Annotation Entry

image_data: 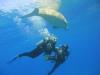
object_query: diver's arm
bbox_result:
[45,47,58,61]
[45,55,57,61]
[64,50,69,60]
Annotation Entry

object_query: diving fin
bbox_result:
[7,56,19,64]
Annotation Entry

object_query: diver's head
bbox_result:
[49,34,57,44]
[61,44,69,50]
[60,44,69,57]
[44,34,57,44]
[50,37,57,43]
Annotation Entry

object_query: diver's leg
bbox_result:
[29,47,44,58]
[48,62,61,75]
[7,52,32,64]
[8,47,44,64]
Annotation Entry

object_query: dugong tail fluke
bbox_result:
[23,8,39,17]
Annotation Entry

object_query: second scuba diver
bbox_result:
[47,44,69,75]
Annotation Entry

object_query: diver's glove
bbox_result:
[44,55,50,61]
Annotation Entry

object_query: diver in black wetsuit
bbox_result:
[47,44,69,75]
[7,35,69,75]
[8,35,57,64]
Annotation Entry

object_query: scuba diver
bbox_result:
[8,35,57,64]
[7,35,69,75]
[47,44,69,75]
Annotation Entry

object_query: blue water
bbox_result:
[0,0,100,75]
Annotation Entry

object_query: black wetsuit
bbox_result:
[8,38,56,64]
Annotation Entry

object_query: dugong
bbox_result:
[24,7,68,29]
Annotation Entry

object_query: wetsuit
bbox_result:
[48,45,69,75]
